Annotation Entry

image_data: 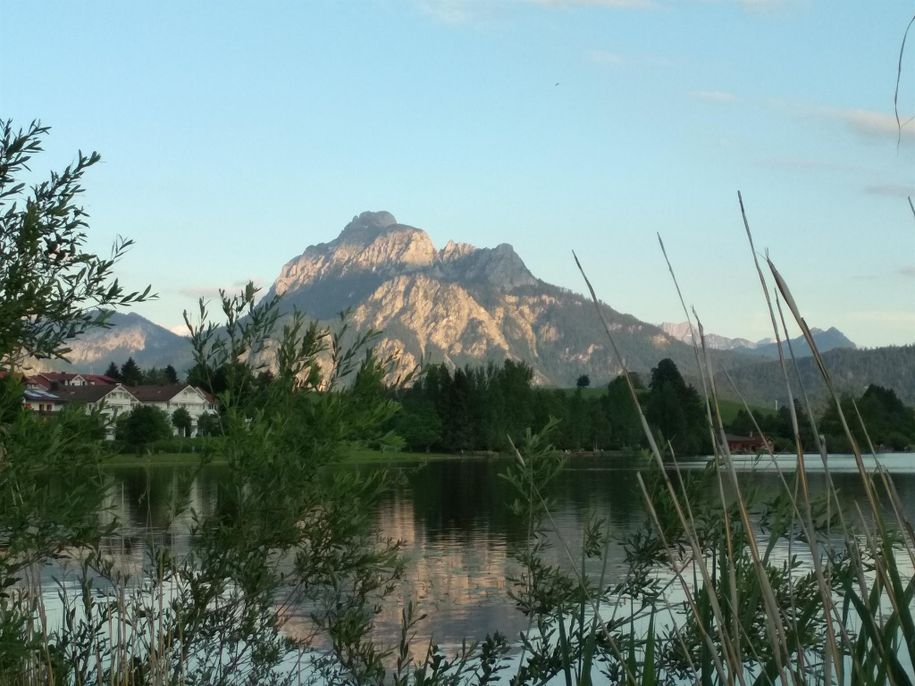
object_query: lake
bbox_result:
[49,451,915,653]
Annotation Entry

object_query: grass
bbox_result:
[715,396,775,425]
[101,448,472,468]
[100,451,228,468]
[341,448,471,464]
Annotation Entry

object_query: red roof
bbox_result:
[27,372,117,388]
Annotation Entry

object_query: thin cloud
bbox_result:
[737,0,789,11]
[178,286,223,299]
[898,266,915,278]
[846,309,915,326]
[821,107,915,142]
[529,0,656,7]
[758,155,872,175]
[865,184,915,198]
[412,0,488,22]
[415,0,788,21]
[691,89,738,104]
[178,278,265,301]
[586,48,673,68]
[587,49,626,66]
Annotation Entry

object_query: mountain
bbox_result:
[747,327,856,359]
[661,322,856,359]
[263,211,755,384]
[660,322,756,351]
[716,345,915,407]
[44,211,909,403]
[38,312,193,374]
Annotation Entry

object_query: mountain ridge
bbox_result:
[42,211,911,404]
[660,322,857,359]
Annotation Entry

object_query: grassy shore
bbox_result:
[100,447,646,468]
[100,448,474,468]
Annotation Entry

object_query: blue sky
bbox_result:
[2,0,914,347]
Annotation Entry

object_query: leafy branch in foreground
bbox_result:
[0,120,152,368]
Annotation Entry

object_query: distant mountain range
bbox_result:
[37,210,913,405]
[660,322,857,359]
[53,312,193,374]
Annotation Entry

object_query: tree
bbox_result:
[603,375,645,450]
[117,405,173,448]
[196,412,221,437]
[393,395,442,452]
[164,364,179,384]
[119,357,143,386]
[172,407,192,437]
[0,121,150,369]
[645,358,708,456]
[576,374,591,389]
[104,361,121,381]
[0,120,152,678]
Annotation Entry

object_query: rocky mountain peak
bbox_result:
[271,212,542,304]
[272,212,438,299]
[336,211,399,246]
[439,239,476,262]
[437,242,538,291]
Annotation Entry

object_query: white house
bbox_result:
[22,388,65,415]
[130,384,217,437]
[52,383,140,438]
[19,375,217,439]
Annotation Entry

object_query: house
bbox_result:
[52,383,140,438]
[18,372,217,439]
[130,384,217,437]
[22,388,65,415]
[725,432,770,454]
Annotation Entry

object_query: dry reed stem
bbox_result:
[737,191,850,680]
[574,252,750,685]
[695,315,792,685]
[895,14,915,149]
[657,235,749,669]
[636,473,731,685]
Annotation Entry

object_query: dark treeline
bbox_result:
[390,358,915,456]
[105,357,179,386]
[730,383,915,453]
[387,357,711,455]
[104,353,915,456]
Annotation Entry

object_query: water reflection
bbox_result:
[53,453,915,648]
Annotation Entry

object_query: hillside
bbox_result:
[716,345,915,407]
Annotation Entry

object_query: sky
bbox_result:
[2,0,914,347]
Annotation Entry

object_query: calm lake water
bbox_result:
[40,452,915,651]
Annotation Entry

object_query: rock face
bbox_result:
[261,211,746,385]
